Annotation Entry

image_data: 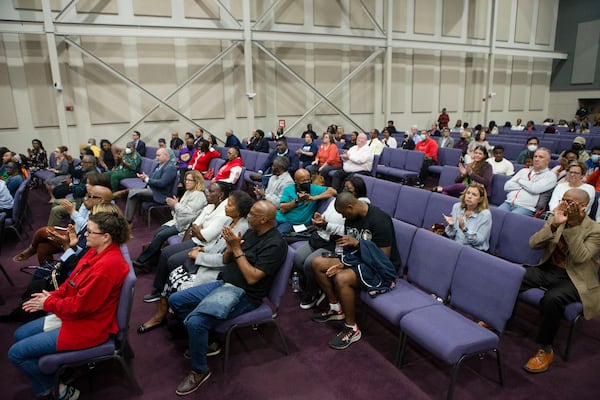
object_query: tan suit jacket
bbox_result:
[529,215,600,319]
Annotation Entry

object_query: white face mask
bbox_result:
[527,145,537,152]
[87,143,92,147]
[125,148,132,154]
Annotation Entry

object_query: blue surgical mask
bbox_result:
[592,154,599,163]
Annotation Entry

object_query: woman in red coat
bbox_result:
[213,147,243,184]
[8,209,131,399]
[188,140,220,175]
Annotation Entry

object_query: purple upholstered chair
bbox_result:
[489,174,511,207]
[38,261,143,395]
[0,212,15,286]
[140,174,179,227]
[398,246,525,400]
[488,206,507,256]
[119,157,158,190]
[393,185,431,227]
[422,192,457,229]
[4,177,31,241]
[214,249,295,372]
[495,212,544,265]
[368,178,402,216]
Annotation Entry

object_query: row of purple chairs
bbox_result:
[376,147,424,183]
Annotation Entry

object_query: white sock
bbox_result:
[345,323,358,331]
[329,303,341,312]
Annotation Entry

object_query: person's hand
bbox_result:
[166,196,178,207]
[187,246,203,260]
[296,148,303,155]
[336,235,358,248]
[458,163,466,175]
[311,160,318,166]
[222,226,243,253]
[59,199,75,215]
[22,291,51,313]
[191,223,202,239]
[443,213,454,226]
[137,172,148,181]
[296,192,310,202]
[457,215,466,231]
[311,212,326,227]
[250,172,262,182]
[326,262,344,277]
[66,224,78,248]
[253,186,265,198]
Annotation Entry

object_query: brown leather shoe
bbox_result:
[523,348,554,373]
[175,369,211,396]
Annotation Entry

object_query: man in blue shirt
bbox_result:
[224,129,242,148]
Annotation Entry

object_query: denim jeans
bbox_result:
[169,281,257,373]
[499,201,535,216]
[8,316,60,396]
[137,224,179,264]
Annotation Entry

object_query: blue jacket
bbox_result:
[148,162,178,203]
[341,240,398,297]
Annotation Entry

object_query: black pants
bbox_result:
[520,263,580,346]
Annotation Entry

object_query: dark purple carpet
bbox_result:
[0,187,599,399]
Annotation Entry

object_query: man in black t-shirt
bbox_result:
[169,200,287,396]
[311,192,400,350]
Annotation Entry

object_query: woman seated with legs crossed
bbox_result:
[433,145,493,199]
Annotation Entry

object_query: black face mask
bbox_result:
[572,144,582,151]
[296,182,311,194]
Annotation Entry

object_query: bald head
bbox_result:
[92,185,114,203]
[249,200,277,233]
[565,188,590,205]
[335,191,359,209]
[294,168,310,183]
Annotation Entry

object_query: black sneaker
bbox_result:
[300,292,325,310]
[57,385,80,400]
[143,291,160,303]
[175,369,211,396]
[312,308,345,323]
[183,342,221,359]
[328,326,362,350]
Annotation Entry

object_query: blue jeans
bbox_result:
[276,222,294,235]
[169,281,257,373]
[8,316,60,396]
[499,201,535,216]
[137,224,179,264]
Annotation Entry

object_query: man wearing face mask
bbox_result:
[560,136,590,164]
[79,138,101,159]
[516,136,540,165]
[585,146,600,176]
[104,142,141,192]
[275,168,336,234]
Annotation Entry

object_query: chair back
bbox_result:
[116,262,137,343]
[392,218,417,274]
[489,174,510,206]
[422,192,457,229]
[404,150,425,174]
[450,246,525,333]
[267,250,295,312]
[394,185,431,226]
[438,165,460,187]
[369,179,401,216]
[495,213,544,265]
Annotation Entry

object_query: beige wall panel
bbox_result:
[0,40,18,129]
[515,0,534,44]
[315,46,342,115]
[439,52,463,112]
[13,0,61,11]
[80,37,127,74]
[133,0,171,17]
[529,59,549,111]
[509,57,529,111]
[230,1,263,22]
[411,52,436,113]
[21,35,58,127]
[233,48,266,118]
[275,0,304,25]
[76,0,118,14]
[390,51,408,113]
[184,0,220,20]
[187,40,225,120]
[442,0,464,38]
[350,50,375,114]
[535,0,554,45]
[84,63,129,124]
[314,1,342,28]
[491,56,508,111]
[414,0,436,35]
[391,0,407,33]
[463,55,486,112]
[275,45,306,116]
[350,0,376,30]
[467,0,488,40]
[495,0,512,42]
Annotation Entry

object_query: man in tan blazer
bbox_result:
[522,188,600,373]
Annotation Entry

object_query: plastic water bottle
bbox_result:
[291,272,301,293]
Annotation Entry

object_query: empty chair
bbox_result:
[489,174,510,206]
[437,166,460,188]
[368,179,402,216]
[3,178,31,241]
[119,157,158,190]
[144,146,158,160]
[398,246,526,400]
[429,147,463,175]
[494,213,544,265]
[394,186,431,227]
[140,175,180,227]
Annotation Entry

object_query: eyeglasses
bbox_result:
[560,198,577,205]
[85,193,102,199]
[567,171,582,175]
[85,229,104,235]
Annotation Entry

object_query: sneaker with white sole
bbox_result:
[312,308,345,323]
[143,291,160,303]
[58,385,80,400]
[328,326,361,350]
[300,292,325,310]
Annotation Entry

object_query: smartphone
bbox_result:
[321,251,340,258]
[330,234,342,242]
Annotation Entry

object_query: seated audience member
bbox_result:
[551,150,579,184]
[168,200,287,395]
[560,136,590,164]
[302,123,318,140]
[585,145,600,176]
[44,146,72,203]
[170,131,184,150]
[51,154,98,201]
[8,209,131,400]
[307,132,342,185]
[26,139,48,173]
[451,119,463,133]
[578,121,590,134]
[224,129,242,148]
[383,120,397,134]
[334,126,346,143]
[253,156,294,209]
[132,171,207,271]
[516,136,539,165]
[98,139,116,172]
[443,183,492,251]
[296,133,319,167]
[158,138,177,165]
[104,142,141,192]
[467,130,492,160]
[177,134,197,181]
[188,140,220,176]
[193,128,205,147]
[382,128,397,148]
[400,131,416,150]
[429,123,441,137]
[487,145,514,176]
[137,190,253,334]
[511,118,525,130]
[245,129,269,153]
[525,120,536,131]
[3,161,24,196]
[295,176,369,310]
[548,162,595,214]
[143,181,233,303]
[79,138,101,159]
[123,148,178,224]
[521,188,600,373]
[275,168,336,234]
[488,120,499,135]
[415,129,439,184]
[331,132,374,192]
[0,179,14,214]
[453,129,469,158]
[132,130,147,157]
[13,185,113,264]
[433,145,492,198]
[368,129,384,156]
[251,138,299,185]
[213,147,243,184]
[437,127,454,148]
[409,125,422,144]
[311,192,400,350]
[343,131,358,150]
[499,148,557,216]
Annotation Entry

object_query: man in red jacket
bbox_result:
[415,129,438,185]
